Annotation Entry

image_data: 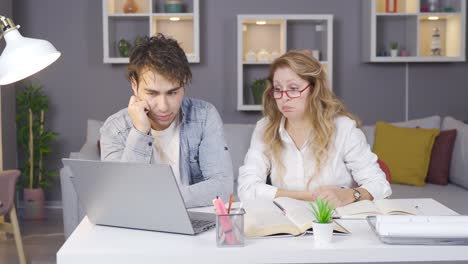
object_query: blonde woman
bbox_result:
[237,50,391,207]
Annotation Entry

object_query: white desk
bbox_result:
[57,199,468,264]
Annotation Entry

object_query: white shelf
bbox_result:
[103,0,200,64]
[362,0,466,62]
[152,13,194,17]
[104,57,130,63]
[238,105,263,111]
[242,61,272,65]
[237,14,333,111]
[109,13,150,17]
[370,56,465,62]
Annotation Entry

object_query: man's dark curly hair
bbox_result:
[126,33,192,88]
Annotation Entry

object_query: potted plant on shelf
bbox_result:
[310,198,334,244]
[390,42,399,57]
[16,83,58,220]
[251,78,267,105]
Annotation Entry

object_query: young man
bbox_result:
[100,34,233,208]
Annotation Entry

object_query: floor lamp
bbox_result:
[0,14,61,237]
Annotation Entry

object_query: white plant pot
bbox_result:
[312,221,333,245]
[390,49,398,57]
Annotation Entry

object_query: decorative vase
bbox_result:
[23,188,46,221]
[123,0,139,13]
[390,49,398,57]
[245,50,256,62]
[312,221,333,245]
[118,38,131,57]
[428,0,440,12]
[256,49,270,62]
[164,0,184,13]
[270,51,280,61]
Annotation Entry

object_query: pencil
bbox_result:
[227,194,233,214]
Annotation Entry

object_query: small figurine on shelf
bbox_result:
[428,0,440,12]
[123,0,139,13]
[118,38,131,57]
[390,42,398,57]
[431,27,442,56]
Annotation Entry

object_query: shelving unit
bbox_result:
[102,0,199,63]
[237,15,333,111]
[362,0,466,62]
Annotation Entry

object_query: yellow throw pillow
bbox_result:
[373,121,440,186]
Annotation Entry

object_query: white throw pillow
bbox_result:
[363,115,441,148]
[442,116,468,189]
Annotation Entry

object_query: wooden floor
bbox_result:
[0,208,64,264]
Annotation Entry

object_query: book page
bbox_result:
[335,200,382,218]
[275,197,315,231]
[276,197,351,234]
[243,199,301,237]
[374,199,419,215]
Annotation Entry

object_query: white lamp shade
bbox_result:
[0,29,61,85]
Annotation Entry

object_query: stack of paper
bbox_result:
[375,215,468,238]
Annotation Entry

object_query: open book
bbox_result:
[335,199,420,219]
[243,197,350,238]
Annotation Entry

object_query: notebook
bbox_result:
[243,197,350,238]
[62,158,215,235]
[335,199,420,219]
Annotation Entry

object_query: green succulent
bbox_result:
[310,198,334,224]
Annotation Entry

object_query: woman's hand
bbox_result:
[310,186,355,208]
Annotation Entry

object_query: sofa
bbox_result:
[60,116,468,239]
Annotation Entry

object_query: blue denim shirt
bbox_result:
[99,97,233,208]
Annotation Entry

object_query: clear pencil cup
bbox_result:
[215,208,245,247]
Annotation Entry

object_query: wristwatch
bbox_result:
[352,188,361,202]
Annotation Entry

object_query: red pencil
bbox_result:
[227,194,233,214]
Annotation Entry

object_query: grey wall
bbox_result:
[12,0,468,201]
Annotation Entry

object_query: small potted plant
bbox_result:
[251,78,267,105]
[310,198,334,244]
[390,42,399,57]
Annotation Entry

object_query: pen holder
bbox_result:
[215,208,245,247]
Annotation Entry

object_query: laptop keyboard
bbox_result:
[191,219,213,229]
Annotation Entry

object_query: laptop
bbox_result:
[62,158,216,235]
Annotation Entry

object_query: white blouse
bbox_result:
[237,116,392,201]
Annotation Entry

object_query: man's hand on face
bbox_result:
[128,95,151,134]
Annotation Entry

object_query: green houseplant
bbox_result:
[310,198,334,244]
[16,83,58,220]
[390,42,399,57]
[251,78,267,105]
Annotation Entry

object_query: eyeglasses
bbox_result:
[269,84,311,99]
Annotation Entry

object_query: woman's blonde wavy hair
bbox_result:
[262,50,360,189]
